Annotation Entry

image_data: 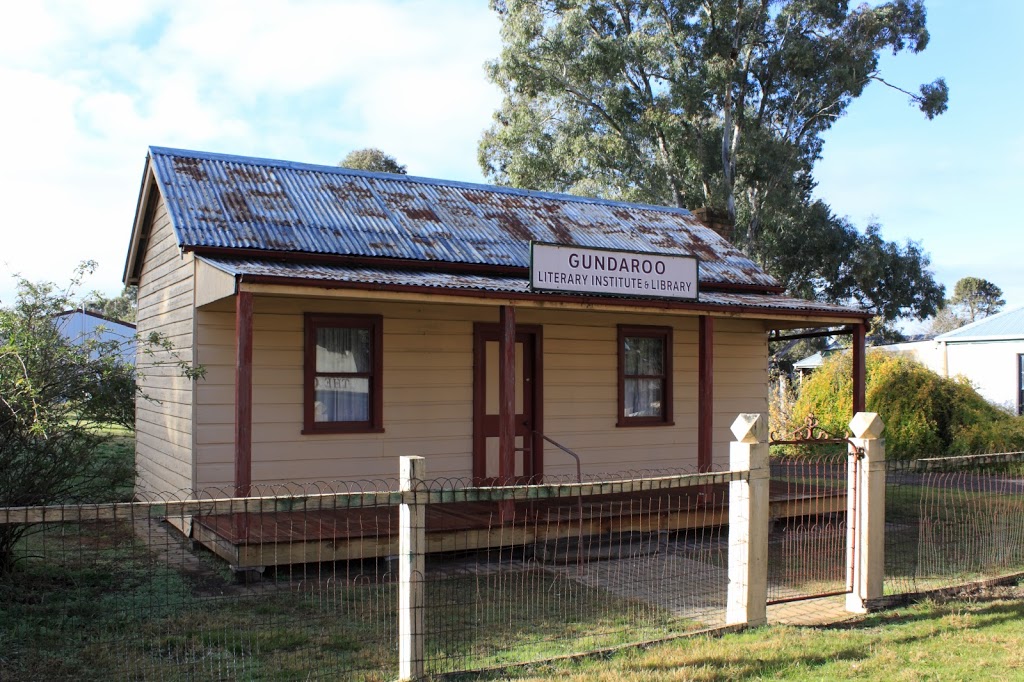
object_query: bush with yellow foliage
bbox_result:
[791,351,1024,459]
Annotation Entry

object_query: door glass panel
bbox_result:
[515,343,524,414]
[515,435,524,477]
[485,436,499,479]
[484,435,526,480]
[484,340,525,415]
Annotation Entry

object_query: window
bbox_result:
[304,314,383,433]
[618,325,673,426]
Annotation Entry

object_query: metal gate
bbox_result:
[767,415,861,605]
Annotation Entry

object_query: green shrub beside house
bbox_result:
[791,351,1024,458]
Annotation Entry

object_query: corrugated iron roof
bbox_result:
[934,306,1024,341]
[200,257,866,317]
[148,146,778,289]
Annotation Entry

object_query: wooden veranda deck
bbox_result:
[190,481,845,570]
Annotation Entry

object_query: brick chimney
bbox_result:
[692,207,735,243]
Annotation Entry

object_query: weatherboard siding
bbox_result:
[135,195,195,494]
[193,297,477,490]
[944,340,1024,413]
[192,295,768,490]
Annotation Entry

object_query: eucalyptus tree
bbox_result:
[480,0,948,322]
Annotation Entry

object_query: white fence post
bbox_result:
[846,412,886,614]
[399,456,426,681]
[727,413,769,627]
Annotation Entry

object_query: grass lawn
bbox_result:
[0,516,698,681]
[470,595,1024,681]
[8,437,1024,680]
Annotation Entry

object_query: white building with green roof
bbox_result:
[933,306,1024,415]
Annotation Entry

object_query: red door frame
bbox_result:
[472,323,544,484]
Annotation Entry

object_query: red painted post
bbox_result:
[698,315,714,474]
[853,322,866,416]
[234,290,254,498]
[498,305,516,521]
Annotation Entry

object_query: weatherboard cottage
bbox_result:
[123,147,870,497]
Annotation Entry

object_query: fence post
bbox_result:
[846,412,886,614]
[727,413,769,627]
[399,456,426,681]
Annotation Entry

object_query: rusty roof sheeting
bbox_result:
[201,257,867,317]
[149,147,777,288]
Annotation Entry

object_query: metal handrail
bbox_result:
[534,430,585,571]
[534,430,583,484]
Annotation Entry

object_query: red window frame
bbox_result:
[617,325,674,427]
[303,313,384,434]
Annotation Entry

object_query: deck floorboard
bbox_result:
[192,481,841,565]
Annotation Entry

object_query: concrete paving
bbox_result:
[768,595,855,626]
[542,537,857,629]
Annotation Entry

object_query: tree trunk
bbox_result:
[722,86,737,224]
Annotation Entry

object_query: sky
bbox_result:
[0,0,1020,327]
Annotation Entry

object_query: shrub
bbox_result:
[0,265,201,573]
[791,350,1024,459]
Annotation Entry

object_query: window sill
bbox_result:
[616,420,675,428]
[301,426,386,435]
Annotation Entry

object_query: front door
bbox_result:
[472,324,543,484]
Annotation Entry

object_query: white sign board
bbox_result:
[530,242,699,301]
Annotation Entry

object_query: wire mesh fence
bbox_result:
[0,485,401,681]
[416,472,733,676]
[767,451,851,610]
[0,469,744,681]
[885,452,1024,599]
[26,446,1024,678]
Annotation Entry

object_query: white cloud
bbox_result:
[0,0,1020,320]
[148,0,475,96]
[0,4,71,65]
[0,0,503,304]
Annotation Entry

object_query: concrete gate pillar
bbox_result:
[846,412,886,613]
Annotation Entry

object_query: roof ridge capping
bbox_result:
[140,145,791,293]
[147,145,696,216]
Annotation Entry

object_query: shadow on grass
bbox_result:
[1,521,713,682]
[458,595,1024,681]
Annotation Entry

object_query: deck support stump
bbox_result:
[727,413,768,627]
[399,456,426,681]
[846,412,886,614]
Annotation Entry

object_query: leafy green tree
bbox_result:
[948,277,1005,324]
[0,265,200,573]
[927,277,1005,335]
[480,0,947,321]
[338,148,408,175]
[84,285,137,323]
